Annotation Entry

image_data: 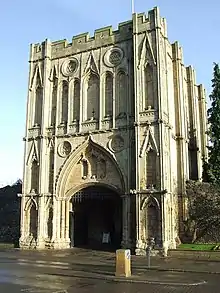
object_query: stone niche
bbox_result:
[140,195,161,247]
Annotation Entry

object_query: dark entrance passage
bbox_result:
[70,186,122,251]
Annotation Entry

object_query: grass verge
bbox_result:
[178,244,218,250]
[0,242,15,249]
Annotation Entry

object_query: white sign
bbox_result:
[102,232,110,244]
[125,249,131,259]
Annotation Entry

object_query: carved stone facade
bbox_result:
[19,7,208,253]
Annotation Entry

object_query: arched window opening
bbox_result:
[29,204,38,239]
[116,71,126,117]
[86,73,99,120]
[146,150,157,188]
[82,160,88,178]
[105,73,113,117]
[147,203,158,239]
[48,149,54,194]
[47,207,53,239]
[34,86,43,126]
[98,159,106,179]
[51,77,58,126]
[144,64,154,110]
[61,81,68,123]
[90,155,97,178]
[31,160,39,192]
[73,80,80,122]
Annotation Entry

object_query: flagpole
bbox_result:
[132,0,135,14]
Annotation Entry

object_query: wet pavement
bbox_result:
[0,248,220,292]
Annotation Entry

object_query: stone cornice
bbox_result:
[17,193,53,198]
[135,119,173,129]
[130,189,167,195]
[24,125,136,141]
[176,135,185,140]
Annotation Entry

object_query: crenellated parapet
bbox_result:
[31,8,168,62]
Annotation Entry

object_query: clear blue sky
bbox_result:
[0,0,219,186]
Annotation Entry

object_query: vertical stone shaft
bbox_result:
[61,200,66,239]
[65,201,70,240]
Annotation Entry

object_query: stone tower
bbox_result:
[19,7,208,253]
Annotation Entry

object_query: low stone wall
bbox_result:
[169,249,220,261]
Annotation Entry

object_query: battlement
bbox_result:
[51,20,134,49]
[32,20,134,58]
[31,7,166,60]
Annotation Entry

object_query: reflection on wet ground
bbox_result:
[0,248,219,292]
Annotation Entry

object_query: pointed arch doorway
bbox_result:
[69,185,122,251]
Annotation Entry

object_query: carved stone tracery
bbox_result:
[61,58,78,76]
[109,135,125,153]
[104,47,124,67]
[58,141,72,158]
[79,146,107,180]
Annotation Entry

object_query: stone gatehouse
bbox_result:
[19,7,208,254]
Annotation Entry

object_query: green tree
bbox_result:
[0,181,21,245]
[184,180,220,243]
[207,63,220,184]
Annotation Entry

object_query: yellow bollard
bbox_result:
[115,249,131,277]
